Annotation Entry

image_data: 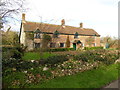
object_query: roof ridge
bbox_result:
[23,20,100,36]
[25,21,89,29]
[26,21,60,26]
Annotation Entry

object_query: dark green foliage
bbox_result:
[47,48,74,52]
[2,44,27,59]
[2,58,39,73]
[26,32,34,40]
[28,67,52,79]
[74,49,119,65]
[2,71,26,88]
[41,70,52,79]
[2,47,22,59]
[66,35,70,48]
[84,47,103,50]
[74,51,94,62]
[41,55,68,66]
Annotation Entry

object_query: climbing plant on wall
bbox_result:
[25,32,34,40]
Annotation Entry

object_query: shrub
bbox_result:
[3,71,26,88]
[84,47,103,50]
[74,49,119,65]
[2,44,27,59]
[2,58,39,73]
[41,55,69,66]
[73,51,95,62]
[47,48,74,52]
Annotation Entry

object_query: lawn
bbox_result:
[29,64,119,88]
[22,52,55,60]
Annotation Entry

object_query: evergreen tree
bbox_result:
[66,35,70,48]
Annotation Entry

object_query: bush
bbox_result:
[84,47,103,50]
[3,71,26,88]
[74,51,95,62]
[47,48,74,52]
[2,45,26,59]
[2,58,39,73]
[74,49,119,65]
[40,55,69,66]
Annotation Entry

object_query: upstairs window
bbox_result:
[53,30,59,38]
[35,33,40,38]
[34,29,41,39]
[74,32,79,38]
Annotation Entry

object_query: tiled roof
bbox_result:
[23,21,100,36]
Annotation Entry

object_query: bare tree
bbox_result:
[0,0,27,29]
[101,36,118,48]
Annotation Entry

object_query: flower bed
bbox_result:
[2,58,102,88]
[50,60,101,78]
[2,49,119,88]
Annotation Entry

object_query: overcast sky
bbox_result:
[6,0,119,37]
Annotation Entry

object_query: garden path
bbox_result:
[105,79,119,88]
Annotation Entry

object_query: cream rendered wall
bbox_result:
[20,21,26,46]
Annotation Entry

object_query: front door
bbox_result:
[73,43,76,50]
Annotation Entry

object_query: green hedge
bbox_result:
[40,55,69,67]
[84,47,103,50]
[47,48,74,52]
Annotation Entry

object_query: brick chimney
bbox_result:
[80,23,83,28]
[22,13,25,21]
[61,19,65,26]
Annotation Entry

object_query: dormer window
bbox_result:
[35,33,40,38]
[53,30,59,38]
[34,29,41,39]
[74,32,79,38]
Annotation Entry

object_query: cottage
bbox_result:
[19,14,100,51]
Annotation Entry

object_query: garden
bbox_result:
[2,45,120,88]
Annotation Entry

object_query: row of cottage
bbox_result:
[19,14,100,50]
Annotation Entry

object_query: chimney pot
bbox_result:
[22,13,25,21]
[80,23,83,28]
[61,19,65,26]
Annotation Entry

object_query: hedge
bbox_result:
[47,48,74,52]
[40,55,69,67]
[84,47,103,50]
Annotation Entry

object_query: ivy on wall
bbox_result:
[25,32,34,40]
